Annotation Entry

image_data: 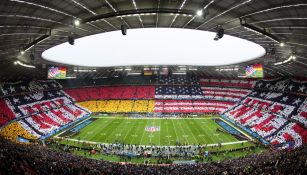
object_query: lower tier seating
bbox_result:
[78,100,155,113]
[223,94,307,148]
[77,100,235,114]
[0,121,37,142]
[0,99,16,127]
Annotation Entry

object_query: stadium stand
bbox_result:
[0,77,306,149]
[0,135,306,175]
[201,86,251,102]
[0,122,37,142]
[0,98,16,127]
[65,86,155,101]
[0,80,62,96]
[78,100,155,113]
[254,78,307,94]
[199,78,257,88]
[154,100,235,114]
[223,90,307,148]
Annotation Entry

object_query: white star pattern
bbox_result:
[299,85,306,92]
[293,98,302,105]
[282,96,289,102]
[288,84,294,91]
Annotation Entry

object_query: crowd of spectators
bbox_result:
[0,98,16,127]
[0,121,37,142]
[199,79,257,89]
[201,87,251,102]
[65,86,155,102]
[0,136,306,175]
[223,91,307,148]
[78,100,155,113]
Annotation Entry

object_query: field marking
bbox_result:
[219,117,254,141]
[96,116,217,120]
[129,119,145,144]
[139,119,149,145]
[200,119,216,143]
[158,119,161,146]
[58,137,249,148]
[149,119,156,143]
[183,119,200,144]
[54,117,94,138]
[58,116,252,147]
[165,121,171,146]
[104,119,125,141]
[87,118,117,141]
[170,119,180,145]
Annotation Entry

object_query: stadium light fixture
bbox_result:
[173,72,186,75]
[279,42,285,47]
[14,60,36,68]
[127,72,142,75]
[66,76,77,79]
[74,19,80,26]
[274,55,296,65]
[196,10,203,17]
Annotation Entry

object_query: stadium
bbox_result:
[0,0,306,174]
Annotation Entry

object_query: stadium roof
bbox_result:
[0,0,307,80]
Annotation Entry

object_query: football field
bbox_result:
[59,115,248,146]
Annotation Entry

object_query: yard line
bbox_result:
[165,119,171,146]
[139,119,150,145]
[170,119,180,145]
[173,119,190,145]
[79,118,115,141]
[195,119,215,143]
[120,119,138,143]
[188,119,207,144]
[182,119,199,144]
[103,119,126,142]
[59,138,249,148]
[158,119,161,146]
[129,119,145,144]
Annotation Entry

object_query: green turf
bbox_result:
[68,116,242,146]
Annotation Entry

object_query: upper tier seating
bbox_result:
[78,100,155,113]
[65,86,155,101]
[254,78,307,94]
[154,75,200,85]
[155,85,204,99]
[0,99,15,127]
[201,87,251,102]
[199,79,257,88]
[154,100,235,114]
[0,80,62,96]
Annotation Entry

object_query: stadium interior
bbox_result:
[0,0,306,174]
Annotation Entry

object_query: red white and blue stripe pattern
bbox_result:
[154,100,235,113]
[201,87,251,102]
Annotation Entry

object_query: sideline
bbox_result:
[56,137,249,148]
